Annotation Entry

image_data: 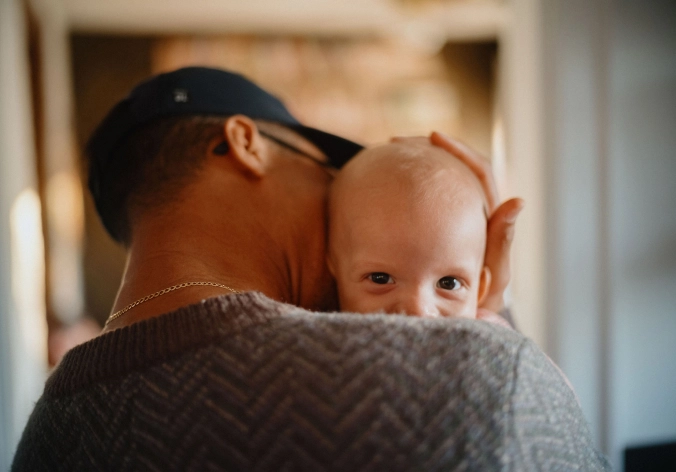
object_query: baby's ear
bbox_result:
[477,266,492,305]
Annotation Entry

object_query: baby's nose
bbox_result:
[394,291,441,318]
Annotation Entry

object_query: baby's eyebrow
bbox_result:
[351,260,397,274]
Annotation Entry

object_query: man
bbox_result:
[13,67,609,470]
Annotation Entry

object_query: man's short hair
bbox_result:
[90,115,226,245]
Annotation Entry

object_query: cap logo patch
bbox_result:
[173,89,189,103]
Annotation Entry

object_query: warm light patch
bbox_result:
[46,171,84,243]
[10,188,47,360]
[45,171,85,323]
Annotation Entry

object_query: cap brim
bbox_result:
[289,126,363,169]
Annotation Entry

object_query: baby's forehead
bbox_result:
[339,142,487,211]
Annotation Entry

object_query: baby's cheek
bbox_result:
[440,296,478,319]
[340,287,393,315]
[461,281,483,318]
[460,304,478,319]
[464,295,479,319]
[336,283,369,314]
[340,296,374,314]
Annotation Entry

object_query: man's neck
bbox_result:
[104,212,292,332]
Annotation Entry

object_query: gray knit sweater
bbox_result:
[13,292,610,471]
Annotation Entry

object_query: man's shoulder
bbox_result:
[15,292,609,471]
[248,296,531,373]
[45,292,528,397]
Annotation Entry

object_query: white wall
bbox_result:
[543,0,609,444]
[0,0,48,468]
[502,0,547,350]
[544,0,676,468]
[607,0,676,466]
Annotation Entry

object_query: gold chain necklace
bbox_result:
[105,281,242,326]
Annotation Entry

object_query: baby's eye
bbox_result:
[437,276,461,291]
[368,272,394,285]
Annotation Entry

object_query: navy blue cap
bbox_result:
[87,67,363,185]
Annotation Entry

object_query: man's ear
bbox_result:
[477,266,492,306]
[221,115,269,178]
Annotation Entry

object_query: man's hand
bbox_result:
[476,308,514,330]
[428,132,524,313]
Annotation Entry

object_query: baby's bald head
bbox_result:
[328,139,490,318]
[330,139,487,223]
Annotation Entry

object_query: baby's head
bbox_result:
[328,139,490,318]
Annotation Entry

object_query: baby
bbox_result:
[328,139,492,319]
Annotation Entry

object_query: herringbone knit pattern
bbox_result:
[13,292,610,471]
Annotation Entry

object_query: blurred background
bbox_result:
[1,0,674,469]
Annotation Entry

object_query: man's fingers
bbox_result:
[429,131,499,212]
[481,198,524,312]
[476,308,514,330]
